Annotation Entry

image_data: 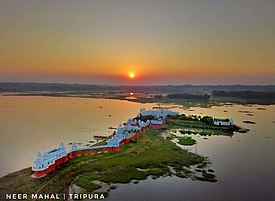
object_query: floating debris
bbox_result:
[195,168,202,172]
[208,169,214,173]
[110,185,117,189]
[108,126,117,129]
[238,110,253,114]
[243,120,256,124]
[94,135,113,138]
[237,128,249,133]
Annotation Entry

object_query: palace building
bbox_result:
[32,108,179,178]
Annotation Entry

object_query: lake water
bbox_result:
[0,96,275,201]
[0,96,155,177]
[107,104,275,201]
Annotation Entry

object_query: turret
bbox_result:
[107,136,119,147]
[36,152,43,160]
[229,118,234,125]
[71,142,77,151]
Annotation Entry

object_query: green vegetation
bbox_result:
[178,137,196,146]
[74,129,202,188]
[195,171,217,182]
[181,128,224,136]
[167,125,225,136]
[133,96,216,108]
[166,93,210,101]
[202,172,216,179]
[110,184,117,189]
[0,129,205,200]
[167,114,214,126]
[173,165,193,178]
[212,90,275,104]
[197,162,208,169]
[200,116,214,125]
[195,175,217,182]
[165,114,234,136]
[76,176,101,192]
[135,115,155,122]
[3,82,274,105]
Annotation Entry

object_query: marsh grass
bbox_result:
[0,129,204,200]
[178,137,196,146]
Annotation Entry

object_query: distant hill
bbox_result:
[0,82,274,94]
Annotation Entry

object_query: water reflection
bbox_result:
[0,96,155,177]
[107,104,275,201]
[0,96,275,201]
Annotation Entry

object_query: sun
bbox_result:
[129,72,135,79]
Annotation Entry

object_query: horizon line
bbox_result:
[1,81,275,87]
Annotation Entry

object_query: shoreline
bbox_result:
[0,96,254,200]
[1,92,275,106]
[0,128,212,200]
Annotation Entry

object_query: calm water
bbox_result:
[0,96,155,177]
[1,96,275,201]
[107,104,275,201]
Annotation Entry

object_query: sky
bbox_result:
[0,0,274,85]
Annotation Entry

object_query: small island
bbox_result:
[0,108,247,200]
[178,136,197,146]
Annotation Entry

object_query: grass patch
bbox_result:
[174,172,187,178]
[110,185,117,189]
[178,137,196,146]
[195,172,217,182]
[145,168,167,177]
[0,129,205,199]
[99,166,147,183]
[81,173,99,181]
[76,177,101,193]
[166,119,232,136]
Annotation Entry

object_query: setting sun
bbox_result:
[129,72,135,79]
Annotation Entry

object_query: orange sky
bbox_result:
[0,0,274,85]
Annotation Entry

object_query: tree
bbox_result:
[200,116,214,125]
